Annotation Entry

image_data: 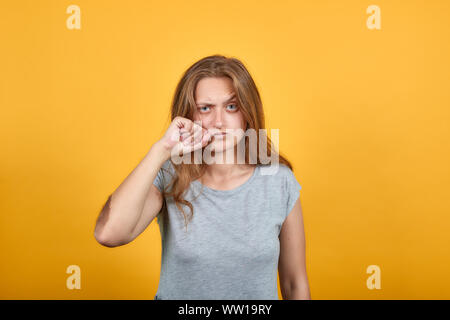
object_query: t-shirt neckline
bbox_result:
[192,165,259,195]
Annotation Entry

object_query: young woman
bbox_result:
[94,55,310,300]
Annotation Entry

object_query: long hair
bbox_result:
[160,54,293,231]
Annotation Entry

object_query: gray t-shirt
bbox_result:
[152,159,302,300]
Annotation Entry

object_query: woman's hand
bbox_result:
[157,116,212,160]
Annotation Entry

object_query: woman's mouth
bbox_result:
[213,132,228,139]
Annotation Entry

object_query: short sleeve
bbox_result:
[152,166,165,193]
[152,160,175,225]
[152,159,175,194]
[285,168,302,219]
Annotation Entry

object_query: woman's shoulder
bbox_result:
[257,162,294,179]
[257,162,301,189]
[257,162,302,203]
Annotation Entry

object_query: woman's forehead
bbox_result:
[195,77,235,100]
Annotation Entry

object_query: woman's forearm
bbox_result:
[282,281,311,300]
[94,142,170,246]
[287,286,311,300]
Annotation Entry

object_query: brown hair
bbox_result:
[160,54,293,231]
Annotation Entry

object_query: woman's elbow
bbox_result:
[94,227,129,248]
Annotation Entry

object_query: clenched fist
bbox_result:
[157,116,213,159]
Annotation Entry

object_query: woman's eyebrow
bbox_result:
[196,94,236,106]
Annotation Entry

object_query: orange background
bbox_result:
[1,0,449,299]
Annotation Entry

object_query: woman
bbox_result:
[94,55,310,300]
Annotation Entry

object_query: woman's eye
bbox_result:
[199,106,210,112]
[227,104,238,111]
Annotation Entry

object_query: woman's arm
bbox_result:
[278,197,311,299]
[94,142,170,247]
[94,116,212,247]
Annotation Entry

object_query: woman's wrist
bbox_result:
[151,140,172,163]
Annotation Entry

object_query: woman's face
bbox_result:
[193,76,247,153]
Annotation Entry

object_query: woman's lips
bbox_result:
[210,130,228,140]
[213,133,227,139]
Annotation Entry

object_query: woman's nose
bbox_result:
[214,109,223,127]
